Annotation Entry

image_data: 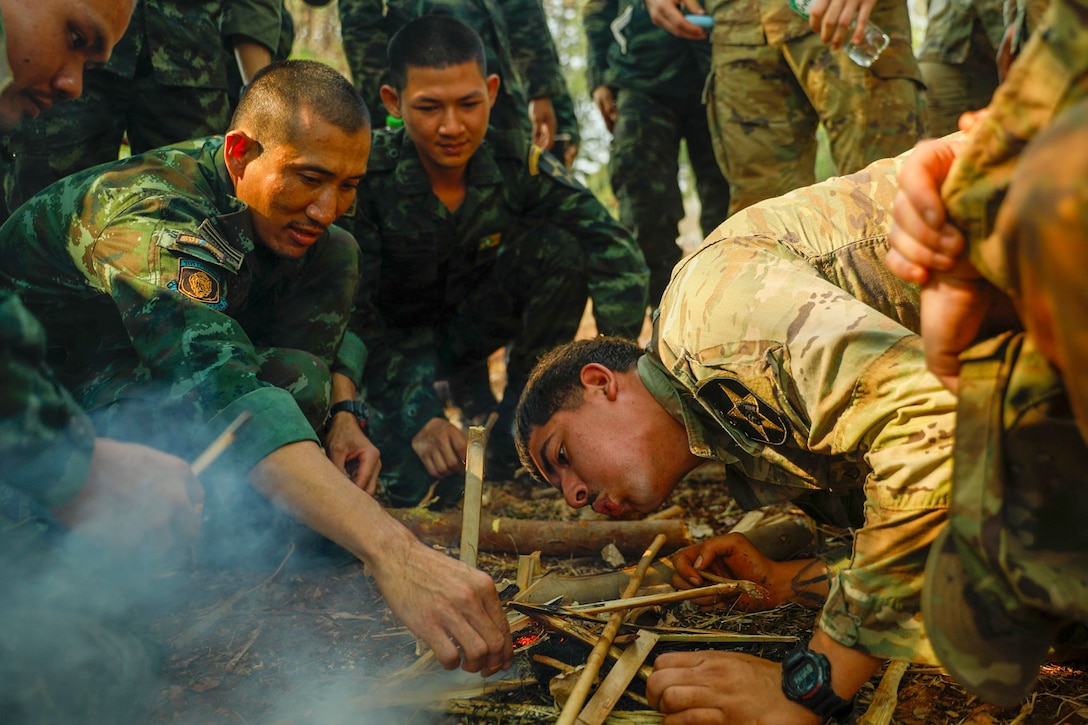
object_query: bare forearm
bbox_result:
[331,371,358,405]
[232,38,274,85]
[249,441,411,566]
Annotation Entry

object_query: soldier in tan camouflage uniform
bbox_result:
[515,155,953,723]
[645,0,925,215]
[886,0,1088,704]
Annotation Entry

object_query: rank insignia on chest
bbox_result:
[697,377,789,446]
[170,258,227,310]
[478,233,502,251]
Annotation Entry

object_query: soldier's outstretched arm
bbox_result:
[249,440,513,674]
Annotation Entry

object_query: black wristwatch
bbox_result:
[326,399,368,429]
[781,643,854,722]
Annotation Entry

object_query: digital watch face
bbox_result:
[792,659,820,695]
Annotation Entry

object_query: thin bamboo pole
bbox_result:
[556,534,667,725]
[460,424,488,568]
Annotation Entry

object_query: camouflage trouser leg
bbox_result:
[367,220,587,504]
[610,89,730,303]
[5,65,229,210]
[786,1,926,179]
[708,2,924,215]
[686,100,733,241]
[919,21,1000,137]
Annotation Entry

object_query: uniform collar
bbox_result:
[637,353,740,464]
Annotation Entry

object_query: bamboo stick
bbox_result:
[577,629,661,725]
[437,700,664,723]
[567,580,764,615]
[460,424,488,568]
[856,660,908,725]
[556,533,668,725]
[191,411,251,475]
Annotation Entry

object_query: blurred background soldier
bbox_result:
[584,0,731,303]
[2,0,288,218]
[917,0,1004,137]
[337,0,580,159]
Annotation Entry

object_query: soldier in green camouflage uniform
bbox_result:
[331,17,647,506]
[0,102,361,491]
[336,0,579,151]
[0,59,517,677]
[646,0,926,216]
[0,4,211,720]
[516,155,954,722]
[918,0,1005,137]
[4,0,234,213]
[584,0,731,302]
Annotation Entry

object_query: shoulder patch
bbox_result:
[169,258,227,311]
[531,146,586,191]
[697,377,789,446]
[156,224,244,272]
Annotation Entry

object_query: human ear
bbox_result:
[380,85,401,118]
[486,74,500,106]
[223,131,260,180]
[579,363,618,399]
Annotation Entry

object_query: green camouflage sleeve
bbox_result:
[583,0,619,93]
[221,0,284,52]
[142,0,230,89]
[65,191,320,471]
[0,290,95,509]
[528,149,649,337]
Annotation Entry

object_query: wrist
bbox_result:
[780,640,855,722]
[325,400,368,432]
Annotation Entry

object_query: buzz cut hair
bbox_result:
[230,59,371,146]
[514,337,644,483]
[387,15,487,92]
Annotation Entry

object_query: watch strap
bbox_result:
[781,644,854,721]
[327,399,368,428]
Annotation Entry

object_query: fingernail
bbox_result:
[924,210,940,227]
[693,556,703,569]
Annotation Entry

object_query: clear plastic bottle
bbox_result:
[787,0,890,67]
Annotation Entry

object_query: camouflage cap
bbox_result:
[923,331,1088,706]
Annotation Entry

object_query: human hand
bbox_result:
[370,535,514,674]
[411,417,468,479]
[592,86,618,133]
[53,438,203,553]
[670,534,779,609]
[324,413,382,495]
[803,0,876,48]
[886,136,967,285]
[887,130,1009,392]
[646,0,709,40]
[529,97,557,151]
[563,142,579,168]
[647,650,822,725]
